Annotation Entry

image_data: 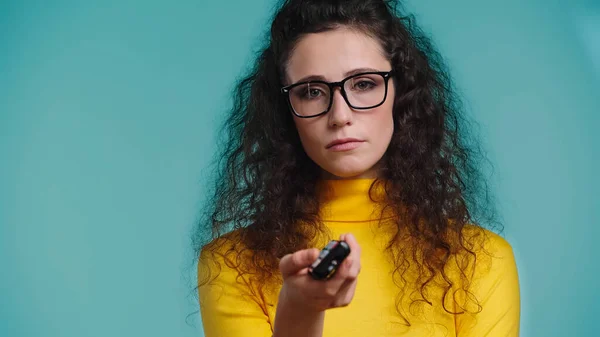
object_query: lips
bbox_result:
[326,138,364,149]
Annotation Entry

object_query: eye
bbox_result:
[307,88,323,98]
[353,80,376,91]
[298,85,327,100]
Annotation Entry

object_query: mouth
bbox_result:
[326,138,365,151]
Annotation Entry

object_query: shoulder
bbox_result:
[198,229,249,285]
[453,227,521,334]
[462,225,514,255]
[200,229,244,258]
[461,225,518,280]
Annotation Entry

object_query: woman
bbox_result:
[194,0,520,336]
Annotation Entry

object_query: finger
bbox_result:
[279,248,320,278]
[344,233,361,256]
[333,278,358,307]
[325,253,355,290]
[340,233,360,276]
[341,249,361,279]
[329,234,361,283]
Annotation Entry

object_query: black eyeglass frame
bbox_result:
[280,71,394,118]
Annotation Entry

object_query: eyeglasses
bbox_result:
[281,71,393,118]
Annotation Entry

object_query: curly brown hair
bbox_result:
[193,0,501,325]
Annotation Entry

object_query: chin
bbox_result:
[323,166,375,179]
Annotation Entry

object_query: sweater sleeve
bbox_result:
[198,249,274,337]
[455,231,521,337]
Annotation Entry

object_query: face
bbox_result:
[285,27,395,180]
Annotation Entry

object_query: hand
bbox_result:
[278,233,362,313]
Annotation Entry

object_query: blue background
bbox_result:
[1,0,598,336]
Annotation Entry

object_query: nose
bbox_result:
[327,87,353,128]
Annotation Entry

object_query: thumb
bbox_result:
[279,248,320,278]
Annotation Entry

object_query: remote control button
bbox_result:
[326,241,338,249]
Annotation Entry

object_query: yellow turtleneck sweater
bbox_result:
[198,179,520,336]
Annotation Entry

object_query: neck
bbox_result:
[316,177,394,222]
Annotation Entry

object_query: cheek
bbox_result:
[294,120,322,151]
[368,81,395,130]
[370,107,394,147]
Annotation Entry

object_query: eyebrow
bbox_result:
[293,67,384,84]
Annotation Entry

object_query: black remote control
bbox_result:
[308,240,351,280]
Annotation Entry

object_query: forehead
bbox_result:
[285,27,390,84]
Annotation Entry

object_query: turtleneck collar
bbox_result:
[316,178,395,222]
